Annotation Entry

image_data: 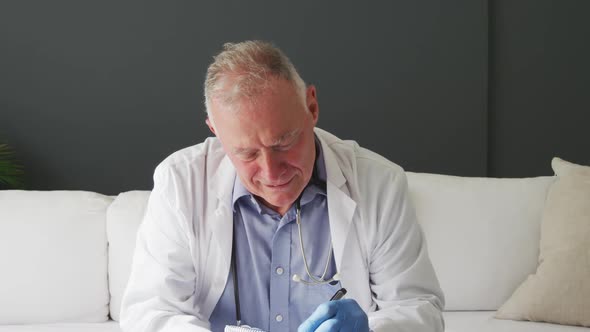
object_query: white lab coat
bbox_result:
[120,128,445,332]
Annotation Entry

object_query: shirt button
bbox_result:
[275,314,283,322]
[275,267,284,275]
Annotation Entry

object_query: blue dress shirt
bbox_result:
[209,138,341,332]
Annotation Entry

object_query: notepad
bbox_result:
[224,324,266,332]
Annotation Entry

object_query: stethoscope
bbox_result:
[291,197,341,285]
[230,166,340,326]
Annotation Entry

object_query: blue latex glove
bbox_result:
[298,298,369,332]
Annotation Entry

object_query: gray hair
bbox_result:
[204,40,307,118]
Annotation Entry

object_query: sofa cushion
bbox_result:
[0,320,122,332]
[106,191,151,322]
[496,158,590,327]
[406,172,555,310]
[444,311,590,332]
[0,190,112,324]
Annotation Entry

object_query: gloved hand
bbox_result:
[298,298,369,332]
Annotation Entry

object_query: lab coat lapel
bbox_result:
[326,181,356,272]
[209,155,236,271]
[318,133,357,272]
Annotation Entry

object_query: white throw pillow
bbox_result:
[406,172,555,310]
[496,158,590,327]
[0,190,112,324]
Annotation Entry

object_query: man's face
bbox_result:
[207,78,319,215]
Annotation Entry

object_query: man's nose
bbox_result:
[259,150,285,181]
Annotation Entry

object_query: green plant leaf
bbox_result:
[0,142,25,189]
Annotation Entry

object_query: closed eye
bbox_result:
[235,150,258,161]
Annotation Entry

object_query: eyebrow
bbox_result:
[233,129,301,155]
[271,129,300,146]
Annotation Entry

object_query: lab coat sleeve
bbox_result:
[366,170,445,332]
[120,167,210,332]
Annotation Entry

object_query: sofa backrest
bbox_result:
[106,190,151,322]
[0,190,112,324]
[406,172,555,311]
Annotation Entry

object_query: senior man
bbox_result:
[121,40,444,332]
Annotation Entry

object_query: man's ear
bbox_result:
[206,118,217,136]
[306,85,319,125]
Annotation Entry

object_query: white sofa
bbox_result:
[0,172,587,332]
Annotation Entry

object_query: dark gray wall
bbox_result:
[488,0,590,177]
[1,1,587,194]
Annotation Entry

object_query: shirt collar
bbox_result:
[299,135,327,206]
[232,134,327,212]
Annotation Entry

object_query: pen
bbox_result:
[329,288,347,301]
